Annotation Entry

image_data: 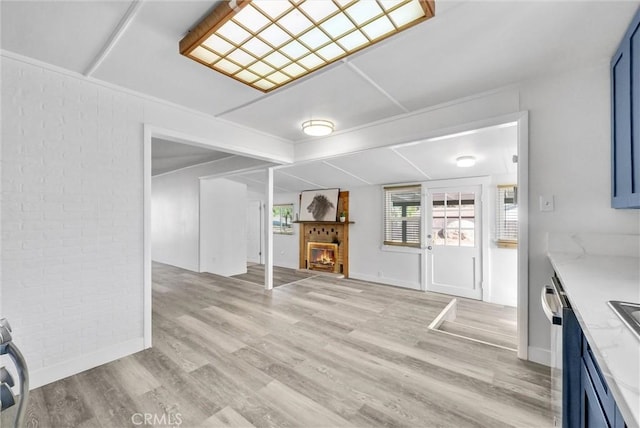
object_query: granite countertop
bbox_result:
[548,251,640,428]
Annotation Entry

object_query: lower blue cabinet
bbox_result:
[581,363,610,428]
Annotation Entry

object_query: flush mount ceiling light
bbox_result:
[180,0,435,92]
[456,156,476,168]
[302,119,334,136]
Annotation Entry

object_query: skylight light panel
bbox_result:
[227,48,256,67]
[389,0,426,27]
[253,0,292,20]
[316,43,345,62]
[202,34,234,55]
[232,4,270,33]
[254,79,276,90]
[361,15,395,40]
[282,62,306,77]
[266,71,290,84]
[379,0,406,11]
[264,51,291,68]
[279,9,314,36]
[280,40,309,59]
[180,0,435,92]
[258,24,292,48]
[320,12,355,39]
[236,69,260,83]
[298,28,331,50]
[190,46,219,64]
[217,21,251,45]
[298,53,323,69]
[345,1,384,26]
[248,60,276,77]
[243,37,273,58]
[337,30,369,52]
[299,1,339,23]
[214,58,242,74]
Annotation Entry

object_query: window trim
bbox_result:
[382,184,422,248]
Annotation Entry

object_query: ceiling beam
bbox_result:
[276,170,324,189]
[84,0,145,77]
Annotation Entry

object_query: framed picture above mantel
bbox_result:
[299,188,340,222]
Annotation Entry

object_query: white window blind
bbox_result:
[383,185,421,247]
[496,185,518,248]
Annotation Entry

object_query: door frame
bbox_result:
[247,199,264,264]
[422,177,490,300]
[412,112,528,360]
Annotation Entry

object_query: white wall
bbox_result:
[486,173,518,307]
[0,55,292,388]
[152,157,269,272]
[349,185,422,289]
[200,178,247,276]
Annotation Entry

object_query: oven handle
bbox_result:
[541,285,562,325]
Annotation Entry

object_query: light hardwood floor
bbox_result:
[231,264,318,287]
[7,263,551,427]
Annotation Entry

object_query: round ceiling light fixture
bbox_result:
[456,156,476,168]
[302,119,334,137]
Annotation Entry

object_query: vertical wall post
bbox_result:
[264,168,274,290]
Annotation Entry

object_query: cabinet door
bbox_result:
[581,363,610,428]
[630,18,640,207]
[611,40,632,208]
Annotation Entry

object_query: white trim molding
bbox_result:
[30,338,144,390]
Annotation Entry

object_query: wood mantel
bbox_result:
[298,191,351,277]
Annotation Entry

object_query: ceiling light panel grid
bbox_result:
[180,0,434,92]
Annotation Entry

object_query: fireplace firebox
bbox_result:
[306,242,338,272]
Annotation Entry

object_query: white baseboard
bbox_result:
[349,272,421,290]
[527,346,551,367]
[30,337,145,389]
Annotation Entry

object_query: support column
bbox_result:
[264,168,274,290]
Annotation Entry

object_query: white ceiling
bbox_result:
[151,138,235,176]
[2,1,638,143]
[229,122,518,194]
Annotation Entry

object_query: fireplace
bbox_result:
[307,242,338,272]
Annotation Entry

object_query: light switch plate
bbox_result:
[540,195,554,212]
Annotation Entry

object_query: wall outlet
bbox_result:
[539,195,554,212]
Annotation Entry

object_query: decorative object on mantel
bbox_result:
[339,211,346,222]
[299,188,339,221]
[299,191,352,277]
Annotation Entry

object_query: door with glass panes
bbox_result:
[425,185,482,300]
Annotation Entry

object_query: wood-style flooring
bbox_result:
[7,262,552,428]
[437,298,518,351]
[231,264,318,287]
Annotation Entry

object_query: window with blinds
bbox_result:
[383,185,421,247]
[496,185,518,248]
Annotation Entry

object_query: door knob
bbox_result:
[427,246,432,250]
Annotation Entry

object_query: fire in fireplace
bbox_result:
[307,242,338,272]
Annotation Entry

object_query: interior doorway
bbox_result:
[246,200,263,264]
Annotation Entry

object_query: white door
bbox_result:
[246,200,262,264]
[426,185,483,300]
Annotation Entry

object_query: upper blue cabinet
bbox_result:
[612,8,640,208]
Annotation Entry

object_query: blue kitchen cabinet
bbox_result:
[561,304,627,427]
[611,8,640,208]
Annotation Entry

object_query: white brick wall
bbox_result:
[1,54,293,387]
[1,59,144,379]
